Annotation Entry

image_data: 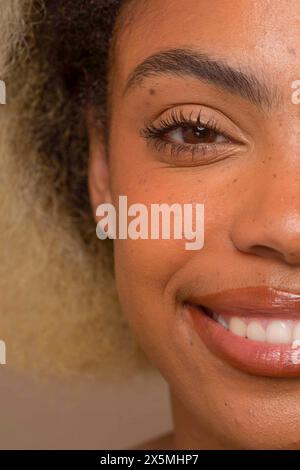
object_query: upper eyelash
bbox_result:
[140,108,224,142]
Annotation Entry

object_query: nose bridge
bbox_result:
[231,155,300,265]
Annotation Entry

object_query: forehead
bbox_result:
[114,0,300,91]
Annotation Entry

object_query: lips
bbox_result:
[184,286,300,377]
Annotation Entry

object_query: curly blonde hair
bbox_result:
[0,0,152,378]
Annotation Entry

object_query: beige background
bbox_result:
[0,368,173,449]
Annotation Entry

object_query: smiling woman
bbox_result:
[2,0,300,451]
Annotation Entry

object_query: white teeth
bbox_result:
[212,311,300,345]
[229,317,247,337]
[212,311,218,322]
[293,322,300,340]
[246,322,266,342]
[217,315,228,330]
[266,321,292,344]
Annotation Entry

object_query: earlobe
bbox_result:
[86,109,112,222]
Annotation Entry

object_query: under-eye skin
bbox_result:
[140,106,246,166]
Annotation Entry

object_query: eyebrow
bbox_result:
[123,48,281,109]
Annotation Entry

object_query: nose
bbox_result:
[230,164,300,266]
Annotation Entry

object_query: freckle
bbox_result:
[273,173,277,178]
[232,178,238,183]
[149,88,156,95]
[288,48,296,56]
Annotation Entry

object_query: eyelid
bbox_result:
[140,104,250,166]
[143,104,249,145]
[145,108,225,140]
[144,137,244,168]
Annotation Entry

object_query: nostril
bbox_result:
[230,209,300,268]
[249,245,300,265]
[250,245,283,260]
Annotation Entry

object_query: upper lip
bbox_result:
[186,286,300,319]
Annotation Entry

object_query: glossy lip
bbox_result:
[184,286,300,378]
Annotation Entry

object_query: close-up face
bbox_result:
[88,0,300,449]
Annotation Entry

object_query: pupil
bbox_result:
[182,126,216,144]
[195,126,211,139]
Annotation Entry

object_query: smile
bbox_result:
[203,307,300,345]
[184,286,300,378]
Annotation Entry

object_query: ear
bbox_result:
[86,108,112,222]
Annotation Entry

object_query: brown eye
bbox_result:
[164,125,228,145]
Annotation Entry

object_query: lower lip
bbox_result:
[186,304,300,378]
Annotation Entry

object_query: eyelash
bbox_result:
[140,108,232,161]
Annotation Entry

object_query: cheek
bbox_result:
[108,134,246,369]
[110,161,244,294]
[110,162,241,333]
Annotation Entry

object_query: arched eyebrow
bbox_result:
[122,48,281,109]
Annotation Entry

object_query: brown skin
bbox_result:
[88,0,300,449]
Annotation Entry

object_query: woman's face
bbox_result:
[89,0,300,448]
